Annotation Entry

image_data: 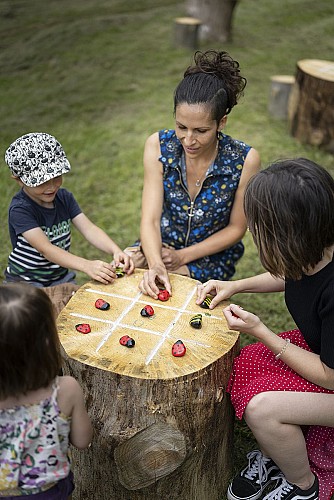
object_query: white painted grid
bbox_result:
[70,286,221,364]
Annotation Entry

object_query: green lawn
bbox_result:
[1,0,333,497]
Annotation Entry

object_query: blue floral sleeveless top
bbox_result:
[159,129,251,282]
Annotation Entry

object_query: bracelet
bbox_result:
[275,338,291,360]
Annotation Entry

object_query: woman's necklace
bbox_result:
[189,142,218,187]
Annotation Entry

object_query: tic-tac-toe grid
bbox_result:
[57,270,238,379]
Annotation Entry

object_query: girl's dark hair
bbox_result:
[173,50,247,122]
[0,284,62,399]
[244,158,334,280]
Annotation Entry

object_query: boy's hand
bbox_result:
[112,250,135,275]
[85,260,117,284]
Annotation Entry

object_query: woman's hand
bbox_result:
[196,279,239,309]
[223,304,264,339]
[139,264,172,299]
[161,246,184,271]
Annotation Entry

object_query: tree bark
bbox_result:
[288,59,334,152]
[57,270,240,499]
[185,0,239,42]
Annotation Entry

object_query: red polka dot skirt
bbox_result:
[227,329,334,500]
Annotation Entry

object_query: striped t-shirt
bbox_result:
[5,188,81,286]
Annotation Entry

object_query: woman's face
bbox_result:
[175,103,226,159]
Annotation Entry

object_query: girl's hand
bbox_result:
[223,304,264,338]
[84,260,117,284]
[196,280,238,309]
[139,265,172,299]
[113,250,135,274]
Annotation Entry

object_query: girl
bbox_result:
[197,158,334,500]
[126,50,260,298]
[0,283,93,499]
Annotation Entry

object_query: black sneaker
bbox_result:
[263,473,319,499]
[227,450,281,500]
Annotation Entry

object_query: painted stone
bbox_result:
[95,298,110,310]
[200,296,212,309]
[140,305,155,317]
[119,335,135,348]
[75,323,91,334]
[172,340,186,357]
[158,289,170,302]
[115,267,125,278]
[190,313,202,329]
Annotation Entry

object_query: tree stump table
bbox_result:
[288,59,334,152]
[57,269,240,500]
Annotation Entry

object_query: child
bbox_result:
[4,132,134,312]
[197,158,334,500]
[0,283,93,498]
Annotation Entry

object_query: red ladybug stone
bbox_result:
[95,298,110,310]
[158,289,170,302]
[75,323,91,334]
[140,305,154,317]
[172,340,186,357]
[119,335,135,348]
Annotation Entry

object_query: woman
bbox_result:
[127,50,260,298]
[197,158,334,500]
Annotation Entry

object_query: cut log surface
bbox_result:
[58,270,237,379]
[57,269,239,500]
[288,59,334,151]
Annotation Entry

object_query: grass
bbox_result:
[1,0,333,497]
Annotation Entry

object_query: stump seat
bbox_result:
[57,269,240,500]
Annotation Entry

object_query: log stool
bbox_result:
[288,59,334,152]
[173,17,202,50]
[268,75,295,120]
[57,269,240,500]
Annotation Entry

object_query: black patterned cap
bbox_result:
[5,132,71,187]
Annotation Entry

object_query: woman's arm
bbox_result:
[224,304,334,390]
[196,272,285,308]
[139,132,171,297]
[163,147,261,270]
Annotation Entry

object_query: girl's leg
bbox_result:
[244,391,334,489]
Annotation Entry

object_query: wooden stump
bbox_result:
[174,17,202,50]
[268,75,295,120]
[57,270,240,500]
[288,59,334,152]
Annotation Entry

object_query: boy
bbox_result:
[4,132,134,312]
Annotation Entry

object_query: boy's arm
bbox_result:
[22,226,117,284]
[72,213,134,273]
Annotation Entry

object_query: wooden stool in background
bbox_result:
[174,17,202,50]
[57,269,239,500]
[268,75,295,120]
[288,59,334,152]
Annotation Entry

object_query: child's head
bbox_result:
[244,158,334,280]
[0,283,62,399]
[5,132,71,187]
